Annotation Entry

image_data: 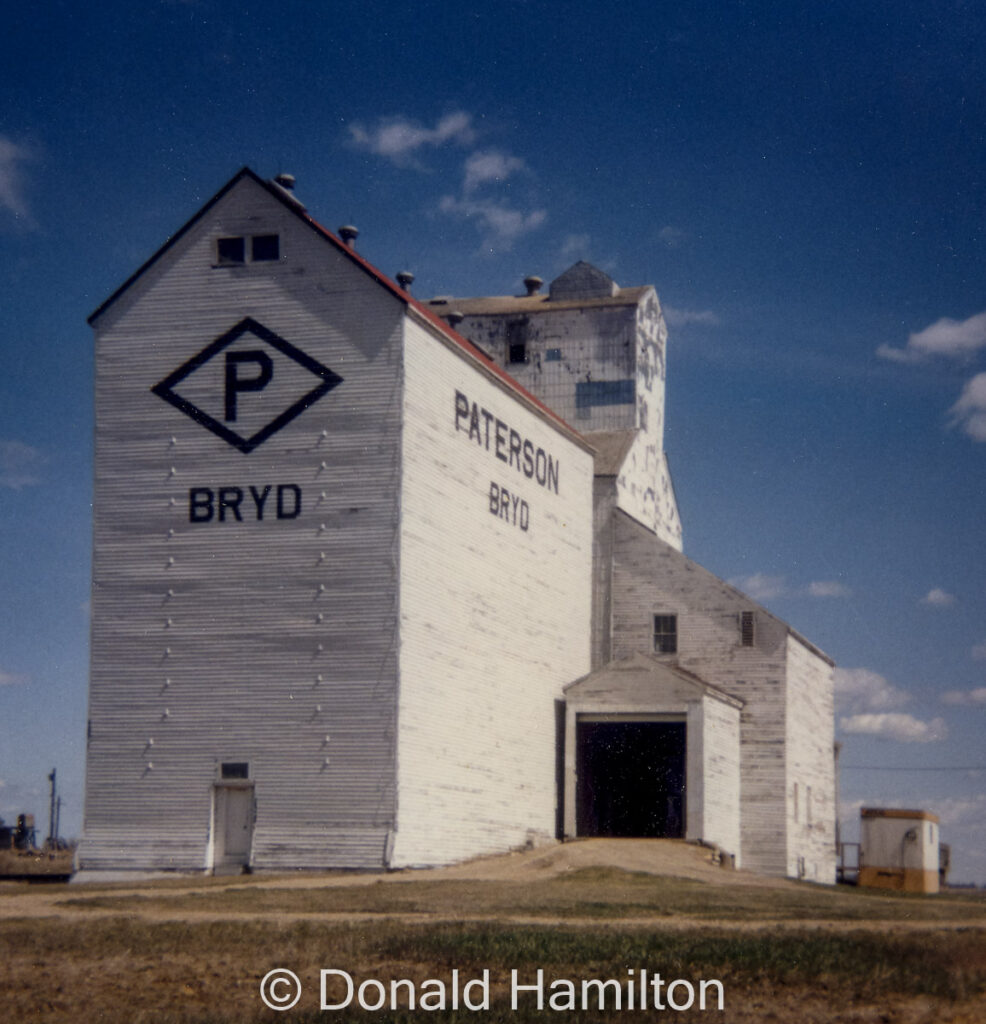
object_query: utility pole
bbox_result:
[47,768,57,847]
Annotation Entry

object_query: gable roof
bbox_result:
[565,652,743,709]
[88,167,593,454]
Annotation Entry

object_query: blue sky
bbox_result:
[2,1,984,883]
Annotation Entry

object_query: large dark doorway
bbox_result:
[576,720,686,837]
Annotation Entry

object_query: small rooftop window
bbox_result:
[216,234,280,266]
[507,319,529,364]
[741,611,756,647]
[252,234,280,261]
[217,236,245,264]
[653,614,677,655]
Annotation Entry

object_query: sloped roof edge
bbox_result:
[87,167,592,453]
[88,165,260,325]
[564,652,744,709]
[614,509,835,666]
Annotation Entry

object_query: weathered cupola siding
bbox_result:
[83,168,836,882]
[429,264,681,550]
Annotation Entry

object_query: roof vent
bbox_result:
[273,173,296,191]
[338,225,359,248]
[523,275,543,296]
[447,310,464,327]
[396,270,415,292]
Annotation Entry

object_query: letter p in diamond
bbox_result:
[152,318,343,453]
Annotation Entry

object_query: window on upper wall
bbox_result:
[216,234,281,265]
[507,319,529,364]
[220,761,249,780]
[217,236,246,264]
[653,614,677,654]
[251,234,280,261]
[741,610,756,647]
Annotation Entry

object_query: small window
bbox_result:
[741,611,755,647]
[217,236,245,264]
[806,785,812,825]
[251,234,280,261]
[507,319,529,364]
[653,614,677,654]
[221,761,249,780]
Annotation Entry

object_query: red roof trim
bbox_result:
[296,209,586,445]
[89,166,589,449]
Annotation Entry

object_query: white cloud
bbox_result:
[463,150,526,193]
[0,136,34,222]
[663,306,721,328]
[877,310,986,363]
[0,669,28,687]
[0,440,46,488]
[729,573,786,602]
[834,668,911,714]
[921,587,956,607]
[972,640,986,661]
[438,194,546,251]
[729,573,854,602]
[658,225,687,247]
[348,111,474,164]
[839,712,948,743]
[941,687,986,706]
[348,111,547,254]
[874,343,917,364]
[932,793,986,829]
[948,373,986,442]
[560,233,590,261]
[807,580,851,598]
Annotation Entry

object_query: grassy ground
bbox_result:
[52,865,986,923]
[2,865,985,1023]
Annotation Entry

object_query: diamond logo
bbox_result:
[151,318,343,453]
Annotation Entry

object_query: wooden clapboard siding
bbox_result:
[607,509,833,878]
[393,317,594,867]
[82,167,838,881]
[697,695,742,864]
[83,174,404,871]
[784,634,837,882]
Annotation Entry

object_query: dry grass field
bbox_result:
[1,840,984,1023]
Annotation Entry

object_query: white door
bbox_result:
[215,786,254,866]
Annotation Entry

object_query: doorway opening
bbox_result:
[575,719,685,837]
[213,783,255,871]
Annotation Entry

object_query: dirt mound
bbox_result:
[416,838,792,888]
